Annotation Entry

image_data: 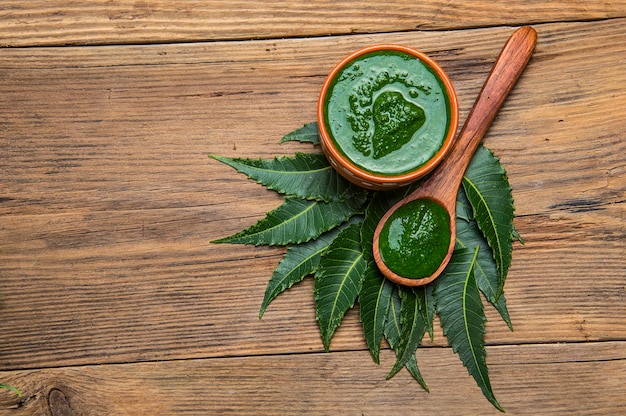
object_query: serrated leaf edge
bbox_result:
[314,224,367,352]
[438,246,504,412]
[359,264,392,364]
[462,176,507,278]
[387,289,426,379]
[209,153,342,202]
[259,241,329,318]
[279,122,320,144]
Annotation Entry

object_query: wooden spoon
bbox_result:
[373,26,537,287]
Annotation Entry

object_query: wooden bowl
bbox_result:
[318,44,459,190]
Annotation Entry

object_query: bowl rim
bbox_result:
[317,44,459,187]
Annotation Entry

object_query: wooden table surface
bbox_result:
[1,2,625,415]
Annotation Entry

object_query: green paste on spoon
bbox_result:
[378,198,451,279]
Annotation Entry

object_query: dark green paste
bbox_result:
[379,199,451,279]
[323,50,451,176]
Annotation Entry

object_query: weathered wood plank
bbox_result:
[0,204,623,369]
[1,0,624,47]
[1,21,624,217]
[0,342,624,415]
[1,20,624,367]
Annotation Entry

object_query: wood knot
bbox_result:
[48,388,76,416]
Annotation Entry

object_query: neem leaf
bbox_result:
[384,287,429,391]
[456,188,512,329]
[462,145,515,297]
[211,193,366,246]
[361,186,415,261]
[259,223,349,318]
[456,186,475,222]
[404,349,427,389]
[279,122,320,145]
[387,287,428,381]
[384,287,402,351]
[209,153,353,202]
[424,284,436,341]
[211,121,519,408]
[359,262,393,363]
[435,246,504,412]
[314,222,367,352]
[0,384,22,398]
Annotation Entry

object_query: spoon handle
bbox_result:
[420,26,537,209]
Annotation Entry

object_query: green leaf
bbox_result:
[359,262,393,363]
[384,287,402,351]
[314,222,368,352]
[456,186,475,222]
[0,383,22,397]
[279,122,320,145]
[387,288,427,380]
[360,186,415,262]
[209,153,354,202]
[424,284,436,341]
[456,188,512,329]
[384,287,429,391]
[462,145,515,297]
[259,224,348,318]
[211,193,366,246]
[401,349,428,391]
[211,121,520,407]
[435,246,504,412]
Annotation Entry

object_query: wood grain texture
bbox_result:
[1,18,625,367]
[1,20,624,217]
[0,204,623,370]
[0,13,625,415]
[1,0,625,47]
[0,342,624,415]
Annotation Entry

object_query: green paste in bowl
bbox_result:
[322,50,453,177]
